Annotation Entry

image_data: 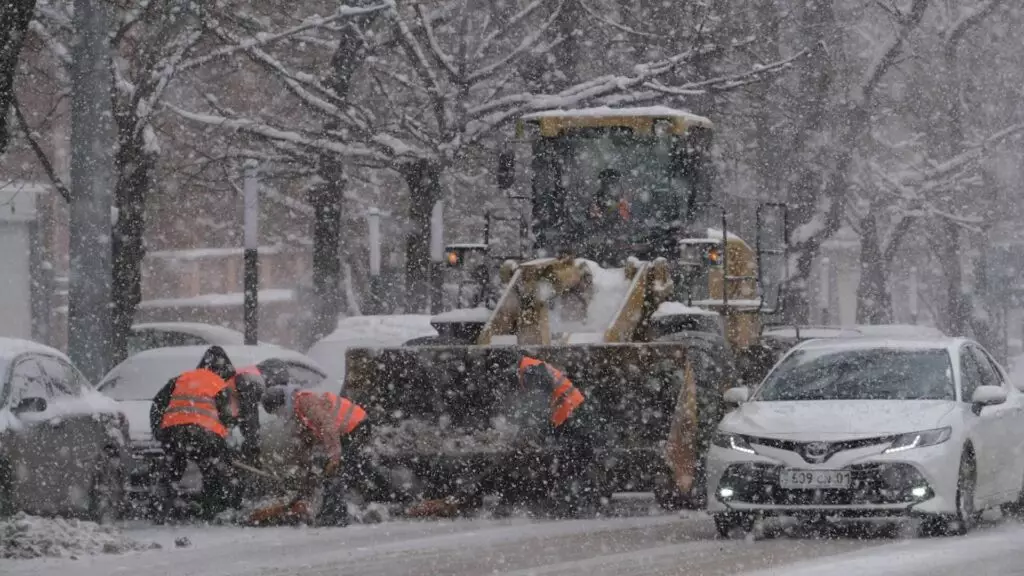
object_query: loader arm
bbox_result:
[475,257,592,346]
[603,258,674,343]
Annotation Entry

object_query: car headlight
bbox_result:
[712,431,756,455]
[883,427,952,454]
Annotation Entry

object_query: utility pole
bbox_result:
[243,160,259,344]
[818,257,831,325]
[429,200,444,314]
[908,266,919,325]
[67,0,114,381]
[366,207,383,315]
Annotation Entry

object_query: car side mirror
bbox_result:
[971,385,1007,407]
[723,387,750,405]
[13,397,47,414]
[496,150,515,190]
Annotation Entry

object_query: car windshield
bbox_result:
[754,347,955,402]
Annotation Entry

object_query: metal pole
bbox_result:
[819,257,831,325]
[68,0,114,381]
[908,266,919,325]
[243,159,259,344]
[429,200,444,314]
[367,207,382,315]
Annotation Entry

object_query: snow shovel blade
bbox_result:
[404,498,461,518]
[246,499,311,526]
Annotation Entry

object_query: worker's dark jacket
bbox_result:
[512,357,586,448]
[229,370,265,463]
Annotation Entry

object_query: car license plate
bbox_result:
[779,469,851,489]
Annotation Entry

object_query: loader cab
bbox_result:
[499,107,715,267]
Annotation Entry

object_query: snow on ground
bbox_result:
[306,315,438,386]
[738,522,1024,576]
[0,513,160,559]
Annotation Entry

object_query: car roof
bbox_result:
[99,344,326,388]
[791,336,968,354]
[761,324,946,340]
[131,322,246,344]
[0,337,72,362]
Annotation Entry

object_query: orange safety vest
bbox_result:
[294,391,367,439]
[160,369,231,438]
[517,357,585,427]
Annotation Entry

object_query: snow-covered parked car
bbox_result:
[127,322,251,357]
[307,314,438,389]
[707,337,1024,537]
[96,345,329,499]
[0,338,129,520]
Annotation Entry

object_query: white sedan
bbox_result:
[707,337,1024,537]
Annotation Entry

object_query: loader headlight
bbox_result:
[883,427,952,454]
[713,432,756,455]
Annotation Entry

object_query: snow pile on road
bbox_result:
[0,513,159,559]
[371,416,520,456]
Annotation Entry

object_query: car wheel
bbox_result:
[88,448,126,524]
[922,451,976,537]
[713,512,753,538]
[1000,468,1024,519]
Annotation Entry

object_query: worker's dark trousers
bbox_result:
[316,423,378,526]
[154,425,236,521]
[496,415,598,518]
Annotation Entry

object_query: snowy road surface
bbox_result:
[7,512,882,576]
[8,512,1024,575]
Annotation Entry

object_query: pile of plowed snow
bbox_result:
[0,513,159,559]
[371,417,521,456]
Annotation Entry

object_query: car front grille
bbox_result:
[717,462,931,506]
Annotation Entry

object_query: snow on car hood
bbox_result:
[720,400,957,441]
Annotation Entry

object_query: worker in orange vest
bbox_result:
[260,386,371,526]
[444,354,597,519]
[149,346,249,522]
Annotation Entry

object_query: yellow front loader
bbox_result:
[343,107,788,511]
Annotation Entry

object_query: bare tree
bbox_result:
[0,0,36,156]
[173,0,806,313]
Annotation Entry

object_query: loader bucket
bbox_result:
[344,340,728,503]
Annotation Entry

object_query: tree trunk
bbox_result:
[109,131,153,365]
[855,214,892,324]
[308,153,345,347]
[779,0,838,324]
[0,0,36,156]
[936,220,969,336]
[301,9,377,345]
[402,159,442,313]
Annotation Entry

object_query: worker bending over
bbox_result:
[260,387,371,526]
[150,346,264,521]
[447,355,598,518]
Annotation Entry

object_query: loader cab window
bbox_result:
[530,126,709,260]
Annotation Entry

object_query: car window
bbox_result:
[959,347,983,402]
[35,355,78,398]
[127,330,210,356]
[9,356,50,406]
[970,346,1003,389]
[753,347,955,401]
[286,363,326,389]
